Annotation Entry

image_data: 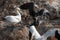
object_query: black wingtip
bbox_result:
[55,30,60,40]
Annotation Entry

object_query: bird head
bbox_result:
[14,5,21,11]
[13,5,22,15]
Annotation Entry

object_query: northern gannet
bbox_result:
[20,2,50,25]
[29,21,42,40]
[29,21,60,40]
[4,6,22,24]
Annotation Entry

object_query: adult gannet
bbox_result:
[4,6,22,24]
[28,21,43,40]
[29,21,60,40]
[42,28,60,40]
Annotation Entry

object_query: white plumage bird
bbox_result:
[4,6,22,24]
[29,22,60,40]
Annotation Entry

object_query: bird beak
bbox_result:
[34,4,39,8]
[13,5,21,11]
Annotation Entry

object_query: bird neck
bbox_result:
[16,10,21,16]
[29,25,42,39]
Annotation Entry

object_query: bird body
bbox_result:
[29,25,45,40]
[5,15,21,23]
[29,24,60,40]
[20,2,50,21]
[5,7,21,24]
[42,28,60,40]
[29,25,41,39]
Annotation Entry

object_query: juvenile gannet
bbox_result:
[20,2,51,22]
[4,6,22,24]
[20,2,40,18]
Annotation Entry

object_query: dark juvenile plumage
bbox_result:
[20,2,50,17]
[20,2,51,24]
[20,2,44,20]
[20,2,34,10]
